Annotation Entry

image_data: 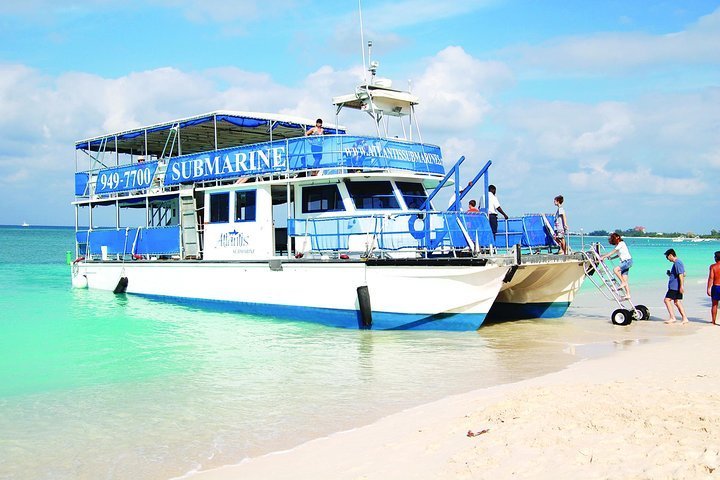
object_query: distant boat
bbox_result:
[21,221,30,227]
[691,237,704,242]
[672,236,684,242]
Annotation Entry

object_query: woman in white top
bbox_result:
[601,232,633,299]
[305,118,324,136]
[305,118,324,170]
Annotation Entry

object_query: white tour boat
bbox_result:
[70,63,585,330]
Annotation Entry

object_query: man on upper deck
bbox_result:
[487,185,508,235]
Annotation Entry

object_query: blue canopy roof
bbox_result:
[75,112,345,156]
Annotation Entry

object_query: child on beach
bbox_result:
[708,251,720,325]
[600,233,632,299]
[663,248,689,324]
[553,195,568,254]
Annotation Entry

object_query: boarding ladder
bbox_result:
[180,188,200,259]
[580,243,649,325]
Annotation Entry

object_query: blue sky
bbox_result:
[1,0,719,233]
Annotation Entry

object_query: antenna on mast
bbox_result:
[335,2,421,139]
[359,0,367,83]
[368,41,378,84]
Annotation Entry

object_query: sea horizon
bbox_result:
[0,224,75,229]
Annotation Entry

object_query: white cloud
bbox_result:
[432,75,718,231]
[572,103,634,153]
[499,100,634,159]
[0,42,718,230]
[0,48,508,223]
[413,46,514,132]
[703,148,720,168]
[0,60,364,188]
[507,6,720,74]
[568,165,706,195]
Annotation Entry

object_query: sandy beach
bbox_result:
[185,284,720,480]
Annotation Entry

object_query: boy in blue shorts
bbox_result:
[664,249,688,324]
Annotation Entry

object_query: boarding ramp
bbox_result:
[581,244,649,325]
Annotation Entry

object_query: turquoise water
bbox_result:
[0,227,716,479]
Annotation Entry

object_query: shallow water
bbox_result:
[0,227,715,479]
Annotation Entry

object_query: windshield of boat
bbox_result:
[396,181,429,210]
[346,181,400,210]
[301,185,346,213]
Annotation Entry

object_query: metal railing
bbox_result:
[288,212,560,257]
[76,226,181,260]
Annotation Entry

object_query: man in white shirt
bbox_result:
[487,184,508,235]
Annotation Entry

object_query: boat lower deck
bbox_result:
[72,258,510,331]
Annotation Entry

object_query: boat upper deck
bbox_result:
[75,111,345,156]
[74,111,444,202]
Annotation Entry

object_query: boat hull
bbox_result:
[487,258,586,320]
[71,259,509,331]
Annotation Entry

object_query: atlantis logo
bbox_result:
[217,230,249,248]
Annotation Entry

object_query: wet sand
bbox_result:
[183,282,720,479]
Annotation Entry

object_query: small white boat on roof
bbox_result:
[70,55,586,330]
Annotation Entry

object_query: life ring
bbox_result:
[72,256,85,264]
[407,214,427,240]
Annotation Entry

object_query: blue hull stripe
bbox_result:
[487,301,571,321]
[132,293,487,331]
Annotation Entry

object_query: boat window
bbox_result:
[210,192,229,223]
[346,181,400,210]
[396,182,428,209]
[235,190,257,222]
[302,185,345,213]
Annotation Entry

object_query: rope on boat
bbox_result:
[130,227,141,260]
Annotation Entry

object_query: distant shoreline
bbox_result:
[578,234,718,241]
[0,225,75,229]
